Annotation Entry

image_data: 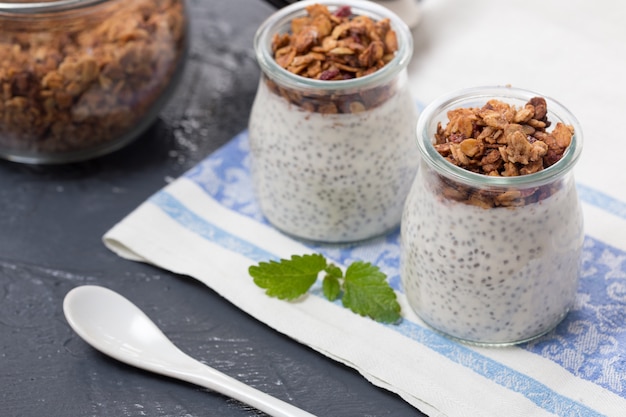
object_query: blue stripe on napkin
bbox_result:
[150,191,277,263]
[393,320,606,417]
[577,183,626,220]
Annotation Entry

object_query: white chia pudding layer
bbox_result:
[248,80,418,242]
[401,172,584,344]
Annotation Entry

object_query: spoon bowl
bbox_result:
[63,285,315,417]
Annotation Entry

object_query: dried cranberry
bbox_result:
[449,133,466,143]
[320,69,340,80]
[472,121,481,138]
[333,5,351,18]
[543,149,562,167]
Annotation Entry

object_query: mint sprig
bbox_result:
[249,254,401,324]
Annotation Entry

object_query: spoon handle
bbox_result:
[157,349,316,417]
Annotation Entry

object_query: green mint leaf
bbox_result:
[324,264,343,279]
[342,261,401,324]
[249,254,402,324]
[322,275,341,301]
[248,254,326,300]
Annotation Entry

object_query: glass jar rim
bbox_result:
[416,85,584,188]
[253,0,414,93]
[0,0,110,14]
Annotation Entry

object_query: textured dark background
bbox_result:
[0,1,425,416]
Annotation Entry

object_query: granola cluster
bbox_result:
[0,0,186,156]
[432,97,575,208]
[266,3,400,114]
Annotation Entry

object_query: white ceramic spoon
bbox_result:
[63,285,315,417]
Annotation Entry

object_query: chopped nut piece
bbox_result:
[480,148,503,173]
[529,140,548,162]
[459,138,481,157]
[495,190,523,207]
[449,143,470,165]
[519,159,544,175]
[384,29,398,53]
[552,122,574,148]
[513,104,535,123]
[527,118,547,129]
[318,102,339,114]
[328,47,355,55]
[502,162,520,177]
[275,46,296,68]
[291,52,326,67]
[506,130,533,164]
[348,101,366,113]
[480,109,509,129]
[358,40,384,67]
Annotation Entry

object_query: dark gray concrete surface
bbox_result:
[0,1,426,415]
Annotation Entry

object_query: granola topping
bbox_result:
[0,0,186,159]
[265,3,400,114]
[432,96,575,208]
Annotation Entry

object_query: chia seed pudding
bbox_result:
[400,86,584,345]
[249,1,418,242]
[401,168,584,344]
[249,77,417,242]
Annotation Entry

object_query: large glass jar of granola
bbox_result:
[249,0,418,243]
[401,86,584,346]
[0,0,187,164]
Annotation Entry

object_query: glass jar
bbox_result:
[0,0,187,164]
[401,86,584,346]
[249,0,418,243]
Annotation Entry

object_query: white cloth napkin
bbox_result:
[104,131,626,417]
[104,1,626,416]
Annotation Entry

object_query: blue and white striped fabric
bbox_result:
[104,130,626,417]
